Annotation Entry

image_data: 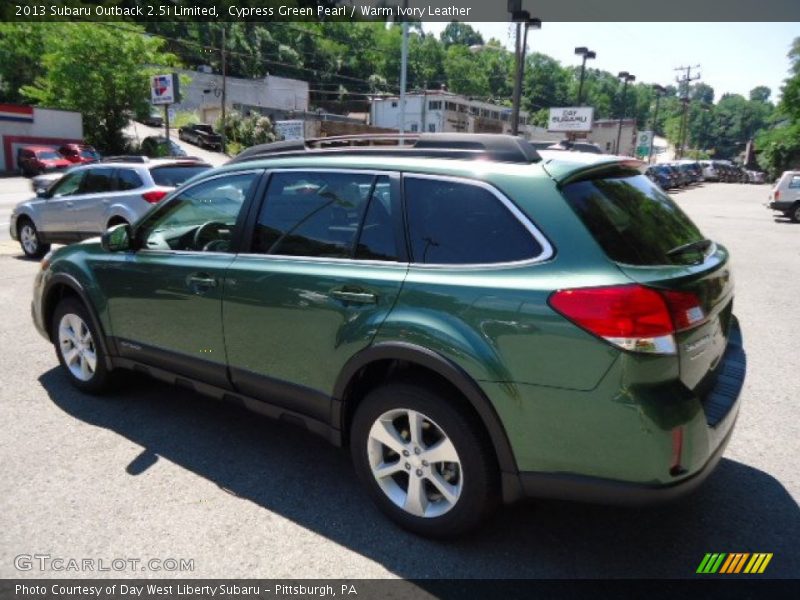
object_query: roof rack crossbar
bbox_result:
[228,133,541,165]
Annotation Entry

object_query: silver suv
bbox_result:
[10,157,211,258]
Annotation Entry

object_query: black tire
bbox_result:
[350,381,498,537]
[51,297,115,394]
[791,204,800,224]
[107,217,129,229]
[17,218,51,259]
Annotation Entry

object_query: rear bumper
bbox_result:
[769,201,794,211]
[518,420,735,506]
[509,317,745,505]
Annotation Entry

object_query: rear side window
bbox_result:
[253,171,396,260]
[561,172,704,266]
[404,177,541,265]
[115,169,144,191]
[149,165,209,187]
[789,175,800,189]
[79,167,115,194]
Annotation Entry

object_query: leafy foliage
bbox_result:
[10,23,177,154]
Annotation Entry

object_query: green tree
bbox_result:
[749,86,771,103]
[439,21,484,48]
[0,23,49,103]
[21,23,178,153]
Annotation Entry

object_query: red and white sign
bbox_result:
[0,104,34,123]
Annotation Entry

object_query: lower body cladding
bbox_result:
[489,318,746,504]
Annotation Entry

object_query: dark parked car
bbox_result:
[646,165,673,190]
[31,134,745,537]
[179,123,223,151]
[142,110,164,127]
[58,143,101,165]
[17,146,72,177]
[140,136,187,158]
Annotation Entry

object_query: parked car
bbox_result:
[29,134,745,537]
[142,109,164,128]
[746,170,765,184]
[179,123,223,151]
[767,170,800,222]
[30,171,68,195]
[10,157,210,258]
[58,143,101,165]
[664,164,689,187]
[140,136,187,158]
[699,160,719,181]
[645,165,672,190]
[17,146,72,177]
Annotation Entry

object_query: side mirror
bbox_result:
[101,223,133,253]
[35,188,48,198]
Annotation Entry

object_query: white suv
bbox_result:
[10,157,210,258]
[767,170,800,222]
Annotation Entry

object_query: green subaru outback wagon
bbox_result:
[32,134,745,537]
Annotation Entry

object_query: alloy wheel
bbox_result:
[367,408,463,518]
[20,224,38,255]
[58,313,97,382]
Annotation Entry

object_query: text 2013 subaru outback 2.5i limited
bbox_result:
[32,134,746,537]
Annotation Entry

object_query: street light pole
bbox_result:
[648,84,666,164]
[399,2,409,135]
[574,47,596,105]
[220,24,227,153]
[510,11,541,136]
[616,71,635,155]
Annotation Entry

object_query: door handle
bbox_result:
[331,289,377,304]
[187,274,217,291]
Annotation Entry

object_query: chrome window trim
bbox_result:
[402,173,555,270]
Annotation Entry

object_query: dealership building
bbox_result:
[0,103,83,173]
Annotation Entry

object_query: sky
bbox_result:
[421,22,799,103]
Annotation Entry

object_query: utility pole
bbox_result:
[510,9,541,136]
[616,71,635,155]
[674,64,700,159]
[511,21,523,136]
[399,0,409,136]
[220,24,227,153]
[648,84,666,164]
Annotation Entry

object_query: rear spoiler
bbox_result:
[545,157,647,187]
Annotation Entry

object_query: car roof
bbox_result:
[211,148,640,187]
[22,145,59,152]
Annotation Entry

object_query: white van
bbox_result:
[767,170,800,222]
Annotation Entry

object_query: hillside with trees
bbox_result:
[0,21,786,163]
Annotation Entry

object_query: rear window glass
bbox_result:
[37,151,61,160]
[149,165,209,187]
[561,173,704,266]
[405,177,542,264]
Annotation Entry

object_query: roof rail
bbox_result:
[101,155,150,163]
[227,133,542,165]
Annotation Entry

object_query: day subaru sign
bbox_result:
[151,73,180,105]
[548,107,594,132]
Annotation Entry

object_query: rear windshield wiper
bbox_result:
[666,238,713,258]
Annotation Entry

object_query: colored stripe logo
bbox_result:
[0,103,34,123]
[696,553,773,574]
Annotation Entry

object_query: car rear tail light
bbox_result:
[548,284,705,355]
[774,190,780,201]
[142,190,168,204]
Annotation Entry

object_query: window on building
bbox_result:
[491,111,499,120]
[428,100,442,110]
[391,101,398,108]
[445,102,456,111]
[410,123,419,132]
[428,123,436,132]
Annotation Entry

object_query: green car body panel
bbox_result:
[32,149,744,502]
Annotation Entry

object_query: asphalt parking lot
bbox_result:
[0,182,798,581]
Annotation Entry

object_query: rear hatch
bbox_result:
[557,165,735,395]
